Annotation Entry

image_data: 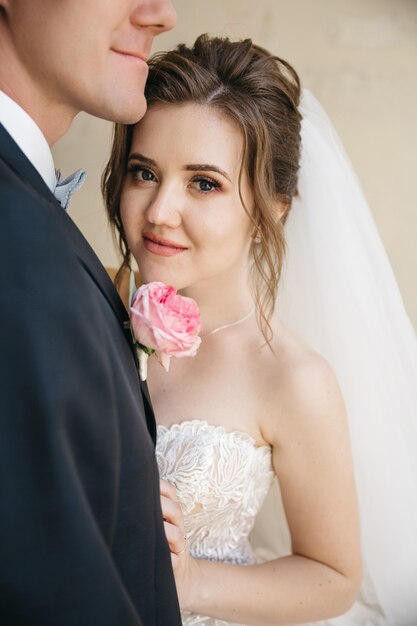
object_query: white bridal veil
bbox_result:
[252,90,417,625]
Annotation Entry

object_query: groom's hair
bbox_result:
[103,34,302,344]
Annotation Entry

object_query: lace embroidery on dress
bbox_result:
[156,419,273,626]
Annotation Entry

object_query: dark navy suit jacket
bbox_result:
[0,123,181,625]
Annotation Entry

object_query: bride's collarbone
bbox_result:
[147,326,295,446]
[149,372,274,449]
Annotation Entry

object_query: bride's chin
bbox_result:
[137,257,192,290]
[139,269,183,290]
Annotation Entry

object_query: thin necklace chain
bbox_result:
[200,307,255,338]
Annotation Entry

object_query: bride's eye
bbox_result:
[190,176,221,193]
[127,164,157,184]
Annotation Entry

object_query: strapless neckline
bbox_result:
[157,418,270,450]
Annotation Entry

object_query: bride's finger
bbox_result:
[163,519,187,554]
[160,478,178,501]
[160,494,184,528]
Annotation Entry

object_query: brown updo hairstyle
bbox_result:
[102,34,302,343]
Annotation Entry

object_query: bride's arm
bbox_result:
[161,353,362,626]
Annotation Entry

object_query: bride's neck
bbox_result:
[180,273,255,336]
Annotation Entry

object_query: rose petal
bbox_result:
[130,281,201,359]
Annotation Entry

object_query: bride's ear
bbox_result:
[276,198,290,223]
[251,198,289,244]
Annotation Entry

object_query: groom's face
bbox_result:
[0,0,176,125]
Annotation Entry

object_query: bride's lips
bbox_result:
[142,232,188,257]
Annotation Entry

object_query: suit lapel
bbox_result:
[0,123,54,203]
[1,123,128,329]
[63,216,157,442]
[60,210,130,327]
[1,124,157,442]
[139,380,156,444]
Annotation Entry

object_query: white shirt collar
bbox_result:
[0,90,56,192]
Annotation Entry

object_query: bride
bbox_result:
[102,35,417,625]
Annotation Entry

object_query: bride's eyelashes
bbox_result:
[127,162,223,194]
[188,175,222,194]
[127,163,157,184]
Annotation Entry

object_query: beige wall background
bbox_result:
[52,0,417,330]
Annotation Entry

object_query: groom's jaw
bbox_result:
[0,0,177,136]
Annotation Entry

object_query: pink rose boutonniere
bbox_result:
[130,281,202,381]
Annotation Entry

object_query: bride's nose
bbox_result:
[146,186,182,228]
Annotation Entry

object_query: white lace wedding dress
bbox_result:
[156,419,274,626]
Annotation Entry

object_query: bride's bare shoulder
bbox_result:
[260,316,328,378]
[258,318,346,442]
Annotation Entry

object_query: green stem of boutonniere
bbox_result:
[137,343,154,356]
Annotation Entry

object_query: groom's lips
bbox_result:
[111,49,149,67]
[142,232,188,257]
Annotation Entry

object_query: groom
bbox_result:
[0,1,181,625]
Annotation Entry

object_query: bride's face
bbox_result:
[120,103,254,292]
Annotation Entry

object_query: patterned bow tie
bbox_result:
[54,168,86,211]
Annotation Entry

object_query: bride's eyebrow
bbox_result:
[127,152,156,166]
[184,164,231,182]
[127,153,231,182]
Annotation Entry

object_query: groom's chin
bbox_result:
[105,96,148,125]
[86,86,148,125]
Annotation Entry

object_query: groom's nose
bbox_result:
[131,0,177,35]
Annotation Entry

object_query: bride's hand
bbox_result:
[160,479,200,609]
